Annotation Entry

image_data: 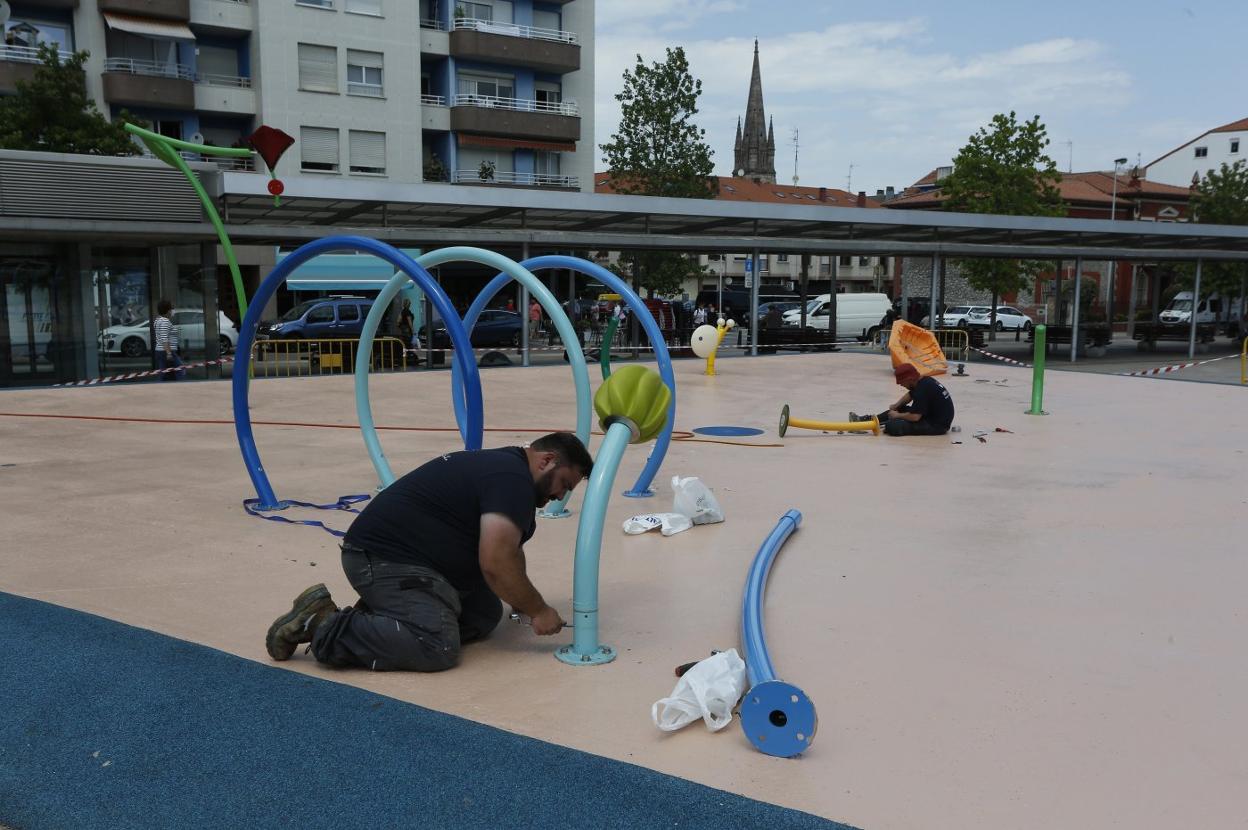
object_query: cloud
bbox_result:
[597,0,745,34]
[594,17,1134,191]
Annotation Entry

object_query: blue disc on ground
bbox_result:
[693,425,766,437]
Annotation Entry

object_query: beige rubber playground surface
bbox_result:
[1,352,1245,830]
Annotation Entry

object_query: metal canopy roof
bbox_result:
[217,173,1248,262]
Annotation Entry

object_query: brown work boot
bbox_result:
[848,411,864,422]
[266,583,337,661]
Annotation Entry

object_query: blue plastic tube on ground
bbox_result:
[739,509,818,757]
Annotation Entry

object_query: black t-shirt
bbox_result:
[344,447,537,591]
[909,376,955,430]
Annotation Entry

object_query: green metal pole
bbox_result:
[599,316,618,380]
[124,123,253,324]
[1026,324,1048,415]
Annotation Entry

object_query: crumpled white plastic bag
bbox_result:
[671,476,725,526]
[622,513,694,537]
[650,648,748,732]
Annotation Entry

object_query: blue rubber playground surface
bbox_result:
[0,592,852,830]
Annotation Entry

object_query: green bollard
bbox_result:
[599,316,619,380]
[1026,323,1048,415]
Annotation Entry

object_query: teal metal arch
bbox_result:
[354,247,592,516]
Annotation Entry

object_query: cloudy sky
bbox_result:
[593,0,1244,193]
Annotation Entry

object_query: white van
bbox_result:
[1159,291,1243,327]
[781,293,892,341]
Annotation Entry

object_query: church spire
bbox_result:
[733,39,777,183]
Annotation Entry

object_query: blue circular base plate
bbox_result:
[554,643,617,666]
[739,680,818,758]
[622,489,655,498]
[693,425,766,437]
[538,507,573,519]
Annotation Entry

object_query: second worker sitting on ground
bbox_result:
[851,363,955,436]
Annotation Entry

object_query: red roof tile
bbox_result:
[594,174,882,208]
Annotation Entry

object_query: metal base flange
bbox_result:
[621,489,654,498]
[538,507,573,519]
[554,643,617,666]
[739,679,818,758]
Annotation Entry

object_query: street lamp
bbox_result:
[1107,157,1129,330]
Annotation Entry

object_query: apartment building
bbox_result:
[0,0,594,189]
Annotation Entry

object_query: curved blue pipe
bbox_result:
[514,256,676,498]
[352,248,590,500]
[739,509,817,758]
[231,236,477,509]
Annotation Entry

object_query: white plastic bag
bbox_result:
[671,476,725,526]
[623,513,694,537]
[650,648,747,732]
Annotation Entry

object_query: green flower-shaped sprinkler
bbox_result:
[556,365,671,666]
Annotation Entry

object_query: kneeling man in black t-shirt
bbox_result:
[265,432,592,672]
[851,363,955,436]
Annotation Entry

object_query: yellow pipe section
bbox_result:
[705,319,735,376]
[777,404,880,437]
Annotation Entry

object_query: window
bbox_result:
[1194,146,1208,158]
[859,257,870,266]
[345,0,382,14]
[298,44,337,93]
[839,256,852,267]
[308,305,335,323]
[458,73,514,100]
[346,50,383,97]
[300,126,339,172]
[337,304,360,322]
[458,0,511,22]
[1232,139,1241,154]
[776,254,789,263]
[534,82,561,109]
[296,0,334,9]
[349,130,386,174]
[534,151,561,177]
[878,257,889,270]
[532,9,560,31]
[4,18,73,51]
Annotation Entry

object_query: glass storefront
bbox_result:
[0,255,61,384]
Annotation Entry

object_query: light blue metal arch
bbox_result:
[354,248,591,511]
[232,236,478,510]
[520,256,676,498]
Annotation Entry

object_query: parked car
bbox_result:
[423,309,523,348]
[966,305,1034,331]
[98,310,239,357]
[257,296,375,341]
[920,305,979,329]
[781,293,892,341]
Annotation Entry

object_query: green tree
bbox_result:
[0,46,141,156]
[600,47,716,297]
[941,112,1066,338]
[1175,160,1248,326]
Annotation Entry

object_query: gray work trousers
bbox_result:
[311,543,502,672]
[877,406,948,437]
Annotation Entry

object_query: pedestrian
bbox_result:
[265,432,593,671]
[850,364,955,436]
[153,299,183,381]
[398,298,415,346]
[692,304,707,326]
[528,298,542,344]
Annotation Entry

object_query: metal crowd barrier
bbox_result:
[1241,336,1247,385]
[250,337,408,378]
[875,327,970,361]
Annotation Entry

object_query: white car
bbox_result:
[99,310,239,357]
[920,305,978,328]
[966,305,1034,331]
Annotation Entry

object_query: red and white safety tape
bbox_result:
[970,347,1032,368]
[1116,352,1238,377]
[54,356,236,387]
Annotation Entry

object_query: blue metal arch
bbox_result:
[231,236,481,509]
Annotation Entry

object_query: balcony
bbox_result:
[0,45,74,94]
[450,95,580,142]
[421,94,449,130]
[189,0,253,33]
[449,18,579,74]
[193,73,255,115]
[102,57,194,109]
[451,169,579,189]
[99,0,190,21]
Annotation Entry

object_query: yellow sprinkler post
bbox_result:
[691,318,737,376]
[777,404,880,437]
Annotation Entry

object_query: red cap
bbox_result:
[894,364,920,384]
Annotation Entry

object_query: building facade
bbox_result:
[1,0,595,190]
[1145,117,1248,188]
